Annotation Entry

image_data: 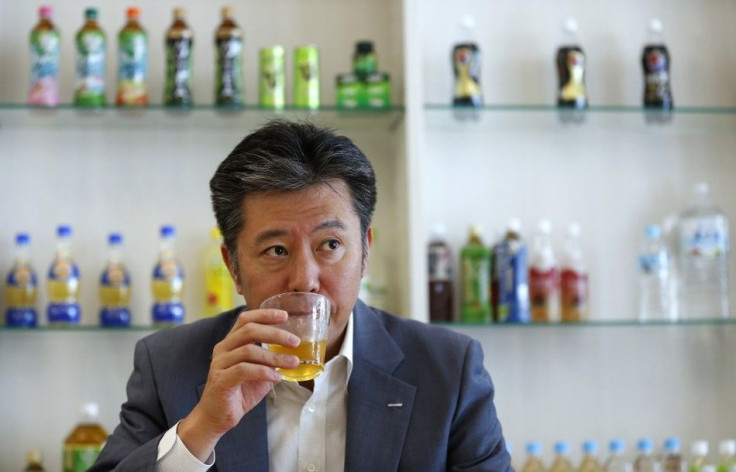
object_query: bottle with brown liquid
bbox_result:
[428,224,453,322]
[63,403,108,472]
[214,6,244,106]
[164,8,194,106]
[24,450,45,471]
[116,7,149,106]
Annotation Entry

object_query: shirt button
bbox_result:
[307,405,316,413]
[307,464,316,472]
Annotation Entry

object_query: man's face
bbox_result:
[225,180,371,359]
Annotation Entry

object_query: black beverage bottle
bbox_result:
[642,18,673,109]
[428,225,454,322]
[556,18,588,109]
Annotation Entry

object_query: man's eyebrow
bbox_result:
[254,229,288,246]
[315,219,347,232]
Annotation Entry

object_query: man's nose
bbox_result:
[287,248,320,293]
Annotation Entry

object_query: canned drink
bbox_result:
[294,45,320,109]
[260,46,285,109]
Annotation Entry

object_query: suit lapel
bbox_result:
[345,301,416,472]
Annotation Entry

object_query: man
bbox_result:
[91,120,512,472]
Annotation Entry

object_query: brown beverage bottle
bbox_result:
[63,403,108,472]
[164,8,194,105]
[214,6,244,106]
[428,225,454,322]
[642,19,673,110]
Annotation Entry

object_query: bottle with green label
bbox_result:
[116,7,148,106]
[214,6,244,106]
[164,8,193,106]
[460,224,492,323]
[63,403,107,472]
[74,8,106,107]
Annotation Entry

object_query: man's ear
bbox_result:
[221,244,243,294]
[361,227,374,277]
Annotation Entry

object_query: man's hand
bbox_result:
[177,309,301,461]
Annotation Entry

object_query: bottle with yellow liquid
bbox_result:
[522,442,546,472]
[5,233,38,327]
[579,441,605,472]
[551,441,576,472]
[63,403,107,472]
[152,225,185,326]
[203,227,233,317]
[99,233,131,327]
[47,225,81,325]
[24,450,45,471]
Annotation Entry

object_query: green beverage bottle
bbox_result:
[28,5,60,106]
[214,6,244,106]
[294,45,320,109]
[116,7,148,106]
[460,224,492,323]
[259,46,285,109]
[74,8,106,107]
[164,8,193,106]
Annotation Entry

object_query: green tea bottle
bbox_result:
[74,8,106,107]
[460,224,492,323]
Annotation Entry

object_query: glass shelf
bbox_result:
[434,317,736,328]
[0,325,159,332]
[0,103,405,132]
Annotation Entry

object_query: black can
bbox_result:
[556,46,588,109]
[642,45,673,109]
[452,43,482,107]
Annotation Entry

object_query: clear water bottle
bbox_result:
[579,440,604,472]
[677,182,730,318]
[634,438,660,472]
[639,225,674,320]
[605,439,633,472]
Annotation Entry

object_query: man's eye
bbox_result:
[321,239,341,251]
[265,246,287,256]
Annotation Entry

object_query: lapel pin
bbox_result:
[387,403,403,408]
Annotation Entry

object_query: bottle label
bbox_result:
[153,259,184,286]
[643,47,672,104]
[215,37,244,104]
[494,240,530,323]
[452,44,482,106]
[29,30,60,105]
[100,265,131,290]
[75,32,106,102]
[48,259,80,290]
[639,250,669,274]
[461,253,490,318]
[63,445,102,472]
[529,267,558,322]
[557,47,587,106]
[428,244,452,281]
[48,303,81,323]
[117,31,148,105]
[152,301,185,324]
[6,264,38,292]
[680,218,729,258]
[560,269,588,321]
[294,48,320,108]
[165,37,193,104]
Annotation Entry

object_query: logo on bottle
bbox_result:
[216,37,243,101]
[76,34,105,94]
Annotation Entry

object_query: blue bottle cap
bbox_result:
[108,233,123,245]
[583,440,599,455]
[15,233,31,245]
[57,225,72,238]
[555,441,571,455]
[609,439,625,453]
[664,438,681,452]
[645,225,661,239]
[161,225,176,238]
[526,441,542,455]
[638,438,654,453]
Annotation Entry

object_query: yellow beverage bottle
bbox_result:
[24,449,46,471]
[551,441,576,472]
[63,403,107,472]
[99,233,131,327]
[203,227,233,317]
[579,441,605,472]
[5,233,38,327]
[116,7,149,106]
[151,225,185,326]
[47,225,81,325]
[522,442,547,472]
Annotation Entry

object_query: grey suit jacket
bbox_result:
[90,300,512,471]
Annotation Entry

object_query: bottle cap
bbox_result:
[507,218,522,234]
[210,227,222,240]
[161,225,176,238]
[108,233,123,245]
[637,438,654,453]
[555,441,571,455]
[222,6,234,18]
[649,18,663,34]
[664,437,681,453]
[609,439,625,454]
[693,182,710,197]
[15,233,31,245]
[57,225,72,238]
[644,225,661,239]
[537,219,552,234]
[26,450,43,465]
[460,14,476,31]
[173,7,186,19]
[564,18,579,34]
[84,8,98,20]
[126,7,140,19]
[39,5,53,18]
[568,222,581,238]
[719,440,736,456]
[356,41,374,54]
[82,402,100,421]
[468,224,483,239]
[431,224,447,241]
[691,440,709,456]
[526,441,542,455]
[583,440,599,454]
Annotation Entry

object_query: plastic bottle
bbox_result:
[579,440,604,472]
[63,403,108,472]
[638,225,674,320]
[460,224,491,323]
[529,219,559,322]
[677,182,730,318]
[560,222,589,321]
[23,450,45,471]
[642,19,673,110]
[551,441,576,472]
[203,227,233,318]
[214,6,244,106]
[522,441,546,472]
[605,440,633,472]
[428,224,454,322]
[99,233,131,327]
[152,225,185,326]
[28,5,60,107]
[662,438,685,472]
[353,40,377,79]
[689,440,709,472]
[634,438,660,472]
[556,18,588,109]
[5,233,39,327]
[164,7,194,106]
[116,7,149,106]
[494,218,530,323]
[74,8,106,107]
[452,15,482,107]
[47,225,81,325]
[717,440,736,472]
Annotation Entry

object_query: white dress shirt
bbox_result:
[157,313,354,472]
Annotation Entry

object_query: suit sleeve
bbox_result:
[448,339,514,472]
[88,337,169,472]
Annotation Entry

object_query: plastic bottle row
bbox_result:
[514,438,736,472]
[3,225,235,328]
[26,5,391,109]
